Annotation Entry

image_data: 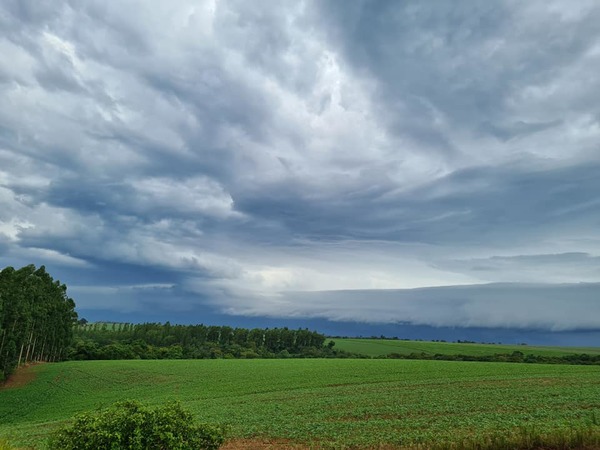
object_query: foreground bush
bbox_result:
[48,400,224,450]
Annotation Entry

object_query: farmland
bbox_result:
[2,359,600,449]
[333,338,600,358]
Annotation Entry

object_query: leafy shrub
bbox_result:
[48,400,225,450]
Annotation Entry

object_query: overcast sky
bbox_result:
[1,1,599,338]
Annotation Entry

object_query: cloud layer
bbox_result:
[1,1,599,334]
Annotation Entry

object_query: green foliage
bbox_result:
[69,322,354,360]
[78,326,598,364]
[427,425,600,450]
[0,265,77,382]
[2,359,600,448]
[380,350,600,365]
[48,400,224,450]
[0,439,15,450]
[334,338,600,359]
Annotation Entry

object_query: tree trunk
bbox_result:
[24,330,34,364]
[17,342,25,367]
[30,337,37,363]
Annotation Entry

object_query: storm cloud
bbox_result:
[1,1,599,337]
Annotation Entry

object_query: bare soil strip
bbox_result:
[0,363,41,390]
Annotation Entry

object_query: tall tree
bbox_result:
[0,265,77,382]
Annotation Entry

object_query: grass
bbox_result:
[427,426,600,450]
[1,359,599,449]
[333,338,600,358]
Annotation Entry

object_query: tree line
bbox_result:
[382,350,600,365]
[4,264,596,372]
[0,265,77,382]
[69,322,355,360]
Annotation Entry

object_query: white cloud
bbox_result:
[0,218,33,242]
[130,176,240,219]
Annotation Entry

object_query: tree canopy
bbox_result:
[70,322,339,360]
[0,264,77,382]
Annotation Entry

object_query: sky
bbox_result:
[1,1,599,345]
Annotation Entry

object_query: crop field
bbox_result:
[1,359,600,449]
[333,338,600,358]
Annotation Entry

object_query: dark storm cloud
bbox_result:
[435,252,600,284]
[1,1,599,335]
[480,119,563,142]
[223,282,600,331]
[234,161,600,247]
[317,1,600,141]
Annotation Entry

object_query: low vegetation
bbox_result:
[0,440,14,450]
[48,400,225,450]
[1,359,599,448]
[331,338,600,365]
[333,337,600,358]
[422,425,600,450]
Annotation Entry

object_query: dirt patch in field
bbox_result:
[221,439,313,449]
[1,363,41,390]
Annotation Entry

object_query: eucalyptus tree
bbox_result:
[0,265,77,382]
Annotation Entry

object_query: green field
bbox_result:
[333,338,600,358]
[1,359,600,449]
